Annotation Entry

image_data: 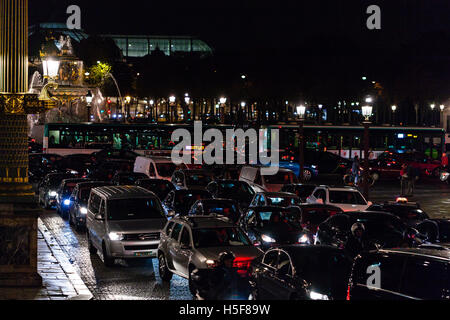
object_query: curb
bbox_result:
[38,218,93,300]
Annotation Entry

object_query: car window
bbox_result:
[314,189,326,201]
[192,227,251,248]
[263,250,278,268]
[99,200,105,217]
[88,193,101,214]
[278,251,292,276]
[401,258,448,299]
[259,195,266,206]
[180,227,191,247]
[329,191,367,205]
[107,198,165,220]
[171,223,183,240]
[149,163,156,177]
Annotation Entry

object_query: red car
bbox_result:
[375,151,441,178]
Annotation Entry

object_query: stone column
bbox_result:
[0,0,44,287]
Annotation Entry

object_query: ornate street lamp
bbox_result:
[391,105,397,125]
[361,104,373,200]
[296,105,307,182]
[39,56,60,101]
[86,90,93,122]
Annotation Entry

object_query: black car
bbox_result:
[250,245,353,300]
[347,248,450,300]
[315,211,407,249]
[90,148,139,164]
[280,184,317,202]
[56,178,90,217]
[68,181,113,230]
[416,219,450,244]
[171,169,215,190]
[29,153,64,183]
[135,178,175,200]
[57,154,94,176]
[206,180,255,209]
[188,199,242,223]
[239,206,306,249]
[162,189,212,217]
[84,159,134,180]
[38,172,78,209]
[304,151,351,174]
[111,172,149,186]
[367,201,429,227]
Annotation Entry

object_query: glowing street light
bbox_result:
[365,97,373,104]
[42,58,60,79]
[361,105,373,121]
[296,105,306,119]
[169,96,176,103]
[241,101,246,108]
[219,97,227,104]
[430,104,436,110]
[391,105,397,112]
[149,99,154,106]
[184,96,190,104]
[440,104,445,112]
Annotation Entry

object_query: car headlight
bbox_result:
[261,234,276,243]
[63,199,71,206]
[79,207,88,215]
[109,232,124,241]
[310,291,329,300]
[48,191,57,197]
[298,234,310,244]
[205,259,218,268]
[311,165,317,169]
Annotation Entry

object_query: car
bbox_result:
[377,150,441,177]
[162,189,212,217]
[306,186,372,212]
[416,219,450,244]
[282,150,350,175]
[239,206,307,250]
[239,166,299,192]
[134,156,187,181]
[250,245,353,300]
[171,169,215,190]
[84,159,134,181]
[38,172,78,209]
[135,178,176,201]
[290,204,344,232]
[278,161,319,182]
[29,153,64,183]
[249,192,301,208]
[86,186,167,267]
[347,248,450,300]
[68,181,114,231]
[205,180,255,210]
[280,184,317,202]
[111,172,149,186]
[367,201,429,227]
[91,148,140,164]
[315,211,407,249]
[368,157,403,181]
[57,154,94,176]
[188,199,242,223]
[157,215,263,294]
[56,178,90,217]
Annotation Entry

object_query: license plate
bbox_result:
[134,252,152,257]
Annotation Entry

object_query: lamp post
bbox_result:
[86,90,93,122]
[361,105,373,200]
[430,104,436,126]
[297,105,306,182]
[169,95,176,123]
[440,104,445,129]
[318,104,323,124]
[391,105,397,125]
[219,97,227,123]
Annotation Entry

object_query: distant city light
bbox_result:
[430,104,436,110]
[169,96,176,103]
[362,76,367,80]
[365,97,373,103]
[219,97,227,104]
[391,105,397,112]
[440,104,445,111]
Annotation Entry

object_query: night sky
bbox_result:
[30,0,450,56]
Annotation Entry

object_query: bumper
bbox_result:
[109,240,160,258]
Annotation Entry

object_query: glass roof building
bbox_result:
[104,35,213,57]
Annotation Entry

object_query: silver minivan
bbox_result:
[86,186,167,266]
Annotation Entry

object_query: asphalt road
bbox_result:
[38,176,450,300]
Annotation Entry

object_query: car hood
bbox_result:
[260,225,304,243]
[196,246,262,261]
[107,218,167,233]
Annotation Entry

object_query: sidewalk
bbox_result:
[0,219,92,300]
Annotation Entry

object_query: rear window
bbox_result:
[192,227,251,248]
[107,198,165,220]
[401,258,449,299]
[329,191,367,205]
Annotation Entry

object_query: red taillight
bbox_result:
[346,285,351,301]
[233,258,252,269]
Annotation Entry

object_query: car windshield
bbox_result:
[329,191,367,205]
[107,198,165,220]
[79,188,92,203]
[263,172,296,184]
[192,227,251,248]
[186,173,213,187]
[48,175,73,188]
[156,163,177,177]
[258,210,299,228]
[293,185,316,198]
[62,183,78,196]
[354,216,405,236]
[267,196,299,207]
[175,191,210,208]
[217,182,255,196]
[203,202,239,217]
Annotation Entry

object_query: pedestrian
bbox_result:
[406,164,415,196]
[344,223,367,258]
[352,155,360,185]
[400,163,408,196]
[442,152,449,170]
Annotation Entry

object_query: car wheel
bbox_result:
[158,253,173,281]
[87,231,97,254]
[102,242,115,267]
[302,169,312,182]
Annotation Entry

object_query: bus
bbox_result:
[40,123,446,160]
[265,124,446,160]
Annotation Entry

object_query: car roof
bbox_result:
[271,245,345,258]
[285,184,317,187]
[174,216,235,229]
[174,189,211,194]
[316,185,360,192]
[92,185,155,200]
[76,181,112,188]
[249,206,298,212]
[258,192,298,197]
[377,248,450,261]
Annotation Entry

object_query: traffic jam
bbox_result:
[29,143,450,301]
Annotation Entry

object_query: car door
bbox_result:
[167,222,184,274]
[273,251,298,300]
[257,249,280,299]
[173,226,194,277]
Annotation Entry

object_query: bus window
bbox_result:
[49,130,60,147]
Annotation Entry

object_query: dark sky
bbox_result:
[29,0,450,55]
